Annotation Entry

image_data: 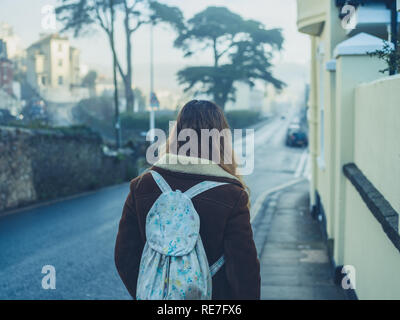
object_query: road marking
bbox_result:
[294,149,308,178]
[250,178,305,222]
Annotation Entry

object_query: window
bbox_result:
[58,59,63,67]
[58,43,62,52]
[41,76,46,85]
[58,76,63,85]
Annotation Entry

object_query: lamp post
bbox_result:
[113,55,122,149]
[110,0,121,149]
[149,21,155,142]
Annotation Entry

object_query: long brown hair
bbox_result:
[166,100,250,205]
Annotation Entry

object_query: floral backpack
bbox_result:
[136,170,226,300]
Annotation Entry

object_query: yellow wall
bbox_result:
[342,75,400,299]
[307,1,348,242]
[323,1,347,241]
[297,0,326,35]
[333,55,386,265]
[337,67,400,299]
[354,76,400,219]
[298,0,400,299]
[344,180,400,299]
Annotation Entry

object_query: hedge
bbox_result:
[120,111,176,132]
[225,110,262,129]
[120,109,261,131]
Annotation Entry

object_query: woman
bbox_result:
[114,100,260,300]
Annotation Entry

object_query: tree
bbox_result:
[174,6,285,109]
[368,40,400,75]
[82,70,98,96]
[133,87,146,111]
[56,0,183,113]
[73,96,115,124]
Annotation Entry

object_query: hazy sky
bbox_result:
[1,0,310,102]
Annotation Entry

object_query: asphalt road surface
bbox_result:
[0,108,309,300]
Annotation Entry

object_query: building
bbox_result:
[26,33,83,102]
[27,33,80,90]
[297,0,400,299]
[0,40,13,96]
[0,38,21,115]
[0,87,20,116]
[0,39,7,58]
[0,22,23,59]
[225,83,265,112]
[0,56,13,96]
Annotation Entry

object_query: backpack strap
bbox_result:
[149,170,226,277]
[184,181,228,199]
[210,255,225,277]
[149,170,172,193]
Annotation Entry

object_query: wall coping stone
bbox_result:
[343,163,400,254]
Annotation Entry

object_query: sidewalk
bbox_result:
[252,179,346,300]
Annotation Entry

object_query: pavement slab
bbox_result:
[252,179,347,300]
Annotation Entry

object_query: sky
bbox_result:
[0,0,310,106]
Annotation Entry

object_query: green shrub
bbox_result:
[368,40,400,74]
[120,111,176,132]
[120,109,261,132]
[225,110,261,129]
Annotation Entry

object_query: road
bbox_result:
[0,109,309,300]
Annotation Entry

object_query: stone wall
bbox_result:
[0,126,143,212]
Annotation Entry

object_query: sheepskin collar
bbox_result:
[153,153,239,181]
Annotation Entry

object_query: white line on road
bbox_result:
[294,149,308,178]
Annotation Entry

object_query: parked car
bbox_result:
[285,123,308,147]
[22,98,48,123]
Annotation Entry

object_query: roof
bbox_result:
[27,33,69,50]
[334,32,393,57]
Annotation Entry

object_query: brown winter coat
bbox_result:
[114,153,260,300]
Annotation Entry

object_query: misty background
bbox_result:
[0,0,310,110]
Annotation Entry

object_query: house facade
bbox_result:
[0,22,22,59]
[0,55,13,96]
[297,0,400,299]
[26,34,84,103]
[0,38,22,115]
[225,82,266,112]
